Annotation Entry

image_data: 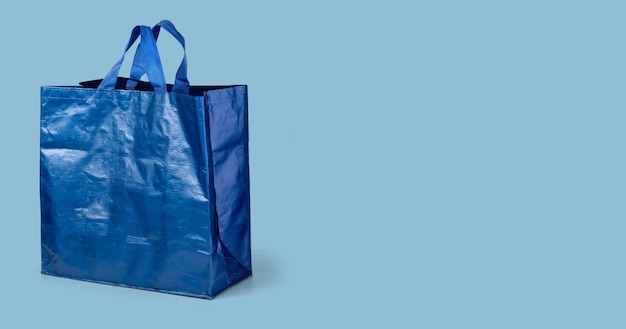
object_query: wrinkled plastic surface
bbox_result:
[40,22,251,299]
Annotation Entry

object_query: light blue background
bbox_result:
[1,1,624,327]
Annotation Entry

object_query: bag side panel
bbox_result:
[206,86,252,282]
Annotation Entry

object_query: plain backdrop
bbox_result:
[1,1,625,328]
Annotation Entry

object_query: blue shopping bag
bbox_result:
[40,21,251,299]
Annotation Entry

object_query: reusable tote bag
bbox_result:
[40,21,251,299]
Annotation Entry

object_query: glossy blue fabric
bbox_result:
[40,22,251,299]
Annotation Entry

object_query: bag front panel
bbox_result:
[40,87,218,297]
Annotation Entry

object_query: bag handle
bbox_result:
[98,25,167,92]
[127,20,190,94]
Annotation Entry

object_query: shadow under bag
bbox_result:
[40,21,251,299]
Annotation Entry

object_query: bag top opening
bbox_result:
[79,78,242,96]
